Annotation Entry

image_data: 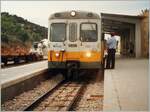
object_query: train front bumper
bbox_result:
[48,61,102,69]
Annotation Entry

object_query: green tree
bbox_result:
[1,12,48,47]
[19,31,29,42]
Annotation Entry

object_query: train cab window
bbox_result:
[80,23,97,42]
[69,23,77,42]
[50,23,66,42]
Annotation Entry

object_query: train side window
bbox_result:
[69,23,77,42]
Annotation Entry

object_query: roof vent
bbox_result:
[87,13,93,17]
[55,13,61,17]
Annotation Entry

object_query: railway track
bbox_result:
[23,71,104,111]
[24,81,85,111]
[2,70,104,111]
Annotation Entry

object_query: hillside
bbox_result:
[1,12,48,47]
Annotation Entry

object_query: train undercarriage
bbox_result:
[48,60,104,79]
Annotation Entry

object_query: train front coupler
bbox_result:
[66,61,80,80]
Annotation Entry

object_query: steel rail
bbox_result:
[23,80,65,111]
[66,83,85,111]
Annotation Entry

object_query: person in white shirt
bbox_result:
[106,32,117,69]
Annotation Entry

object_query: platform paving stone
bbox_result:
[1,60,48,85]
[103,58,148,111]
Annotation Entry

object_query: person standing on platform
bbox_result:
[106,32,117,69]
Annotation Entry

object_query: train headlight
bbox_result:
[55,52,60,57]
[86,52,91,58]
[70,11,76,17]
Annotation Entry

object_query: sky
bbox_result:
[1,1,150,27]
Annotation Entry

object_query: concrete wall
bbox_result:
[135,21,142,58]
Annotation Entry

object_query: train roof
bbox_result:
[49,11,100,19]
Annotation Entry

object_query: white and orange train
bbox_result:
[48,11,105,78]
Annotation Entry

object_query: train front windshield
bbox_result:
[80,23,97,42]
[50,22,97,42]
[50,23,66,42]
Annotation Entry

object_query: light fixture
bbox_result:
[55,52,60,57]
[70,11,76,17]
[86,52,91,58]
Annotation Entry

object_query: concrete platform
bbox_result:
[103,58,149,111]
[0,60,48,88]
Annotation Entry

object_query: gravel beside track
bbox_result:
[73,70,104,111]
[1,74,63,111]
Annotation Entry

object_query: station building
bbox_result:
[101,9,149,58]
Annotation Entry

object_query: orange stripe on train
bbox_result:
[48,51,102,62]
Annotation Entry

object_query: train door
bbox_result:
[65,21,80,79]
[66,21,80,60]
